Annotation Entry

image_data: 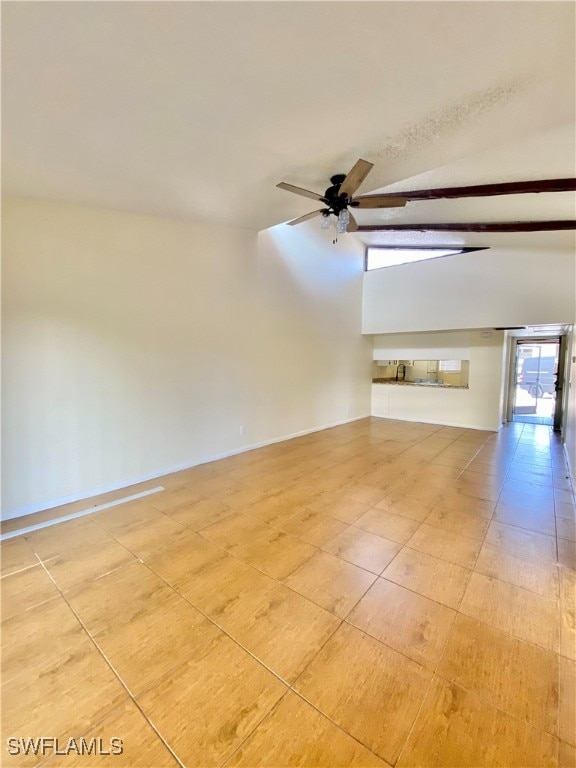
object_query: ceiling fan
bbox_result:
[277,159,407,234]
[277,158,576,235]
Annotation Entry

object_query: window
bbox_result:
[439,360,462,372]
[365,246,488,271]
[372,359,470,387]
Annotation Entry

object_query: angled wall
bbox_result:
[563,257,576,482]
[363,247,575,335]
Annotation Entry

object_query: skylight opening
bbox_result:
[365,246,487,271]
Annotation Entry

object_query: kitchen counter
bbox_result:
[372,378,468,389]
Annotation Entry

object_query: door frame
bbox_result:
[505,336,565,430]
[554,334,569,432]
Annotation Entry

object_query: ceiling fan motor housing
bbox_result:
[324,174,353,215]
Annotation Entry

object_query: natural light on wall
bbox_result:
[365,246,485,271]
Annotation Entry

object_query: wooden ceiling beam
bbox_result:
[357,220,576,233]
[357,178,576,202]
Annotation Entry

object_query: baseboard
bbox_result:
[3,413,371,521]
[563,443,576,488]
[1,487,166,541]
[370,413,499,432]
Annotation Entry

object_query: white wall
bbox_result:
[371,330,506,430]
[363,248,575,334]
[2,197,372,518]
[373,330,472,361]
[564,257,576,481]
[565,335,576,482]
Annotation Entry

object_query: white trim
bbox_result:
[2,414,370,521]
[563,443,575,488]
[1,486,166,541]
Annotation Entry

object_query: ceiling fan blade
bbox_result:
[347,212,359,232]
[354,195,408,209]
[339,159,374,197]
[276,182,324,202]
[286,209,324,226]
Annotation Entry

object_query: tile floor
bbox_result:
[1,417,575,767]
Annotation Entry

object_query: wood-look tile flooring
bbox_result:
[2,418,575,767]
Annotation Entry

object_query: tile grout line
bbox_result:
[394,670,438,767]
[117,551,315,691]
[396,423,559,765]
[30,553,187,768]
[0,556,58,579]
[18,446,468,634]
[125,558,385,767]
[151,517,456,678]
[129,526,444,765]
[78,516,332,693]
[88,506,376,627]
[432,426,520,682]
[217,688,294,768]
[450,423,563,656]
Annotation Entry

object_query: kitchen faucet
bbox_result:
[395,363,406,381]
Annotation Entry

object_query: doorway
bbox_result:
[511,338,564,427]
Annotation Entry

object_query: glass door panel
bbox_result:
[512,340,559,426]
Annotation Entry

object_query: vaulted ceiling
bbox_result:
[2,2,575,245]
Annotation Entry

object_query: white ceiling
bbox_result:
[2,2,575,243]
[355,122,576,249]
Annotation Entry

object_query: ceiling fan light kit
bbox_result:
[276,163,576,241]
